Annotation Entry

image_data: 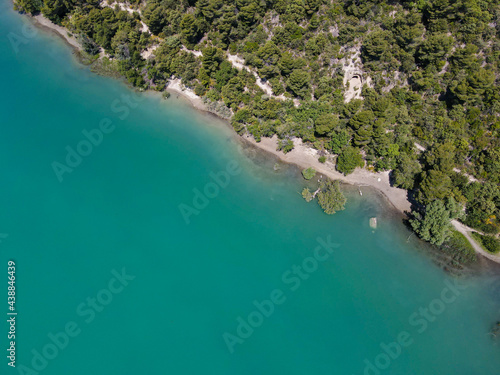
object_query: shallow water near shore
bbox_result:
[2,4,500,375]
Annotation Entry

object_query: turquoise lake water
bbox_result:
[1,4,500,374]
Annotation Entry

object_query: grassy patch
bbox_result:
[75,50,100,66]
[471,232,500,254]
[90,57,122,79]
[439,230,477,265]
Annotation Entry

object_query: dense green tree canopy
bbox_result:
[287,69,311,99]
[336,146,364,175]
[411,199,456,246]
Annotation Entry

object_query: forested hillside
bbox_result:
[14,0,500,248]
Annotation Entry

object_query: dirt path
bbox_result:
[227,54,287,101]
[451,220,500,264]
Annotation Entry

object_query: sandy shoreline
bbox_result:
[166,79,207,112]
[242,135,412,214]
[164,87,412,215]
[166,91,410,216]
[160,80,412,215]
[30,15,82,51]
[163,88,500,267]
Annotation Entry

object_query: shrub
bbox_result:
[302,167,316,180]
[278,139,294,153]
[317,180,346,215]
[302,188,313,202]
[472,232,500,254]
